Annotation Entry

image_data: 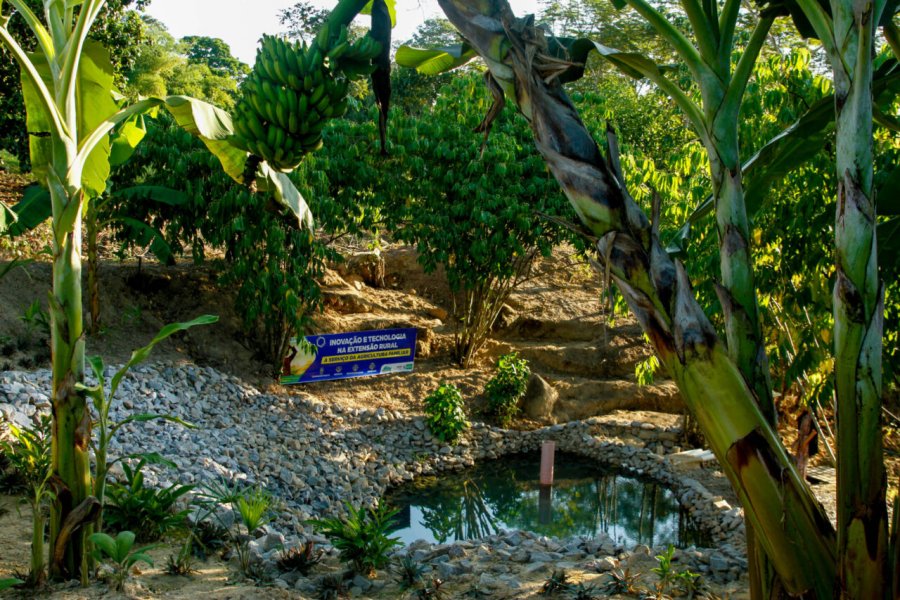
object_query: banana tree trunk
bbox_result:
[86,197,101,335]
[707,121,780,599]
[436,1,837,596]
[829,0,888,595]
[708,138,775,420]
[47,145,94,583]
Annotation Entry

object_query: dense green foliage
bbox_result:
[308,502,402,576]
[103,459,193,541]
[484,353,531,427]
[423,382,469,443]
[123,18,244,108]
[109,113,333,367]
[302,74,581,366]
[0,0,149,168]
[570,43,900,405]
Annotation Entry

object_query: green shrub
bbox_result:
[104,459,193,541]
[308,502,401,577]
[195,481,277,578]
[424,382,468,443]
[484,353,530,427]
[89,531,156,592]
[108,112,374,371]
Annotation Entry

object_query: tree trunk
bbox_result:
[829,0,889,595]
[436,1,838,596]
[86,197,101,336]
[47,160,92,582]
[708,107,780,600]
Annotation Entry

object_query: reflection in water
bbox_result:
[386,452,709,548]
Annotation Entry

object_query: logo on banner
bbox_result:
[280,328,418,385]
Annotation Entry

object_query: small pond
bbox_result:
[386,452,709,548]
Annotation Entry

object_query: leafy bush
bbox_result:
[297,75,582,368]
[484,353,530,427]
[388,75,581,367]
[108,111,373,370]
[424,382,468,443]
[308,502,401,577]
[104,459,193,541]
[89,531,156,592]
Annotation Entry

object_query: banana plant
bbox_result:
[76,315,216,534]
[559,5,778,591]
[759,0,899,595]
[0,0,311,581]
[418,0,847,597]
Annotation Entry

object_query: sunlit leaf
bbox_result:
[396,44,478,75]
[6,184,50,236]
[361,0,396,27]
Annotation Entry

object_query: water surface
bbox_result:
[386,452,708,548]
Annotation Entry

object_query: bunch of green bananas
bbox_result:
[232,25,381,172]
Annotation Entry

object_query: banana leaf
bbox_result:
[117,217,177,266]
[396,44,478,75]
[4,183,50,236]
[20,40,119,198]
[361,0,396,26]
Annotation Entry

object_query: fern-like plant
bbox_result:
[308,502,401,577]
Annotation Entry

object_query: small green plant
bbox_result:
[0,578,24,591]
[393,554,426,590]
[19,299,50,344]
[234,487,276,576]
[190,518,230,560]
[197,481,277,577]
[277,540,324,576]
[635,354,661,387]
[423,382,468,443]
[651,545,677,589]
[235,487,275,533]
[600,568,642,596]
[76,316,215,535]
[308,502,402,577]
[484,352,530,427]
[568,582,600,600]
[199,477,248,505]
[1,414,52,587]
[541,568,572,595]
[673,568,714,600]
[165,532,198,576]
[103,458,194,541]
[89,531,156,592]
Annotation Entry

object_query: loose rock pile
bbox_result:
[0,362,748,594]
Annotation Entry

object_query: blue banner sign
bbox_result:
[280,327,418,385]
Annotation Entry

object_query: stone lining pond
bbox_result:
[386,451,710,548]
